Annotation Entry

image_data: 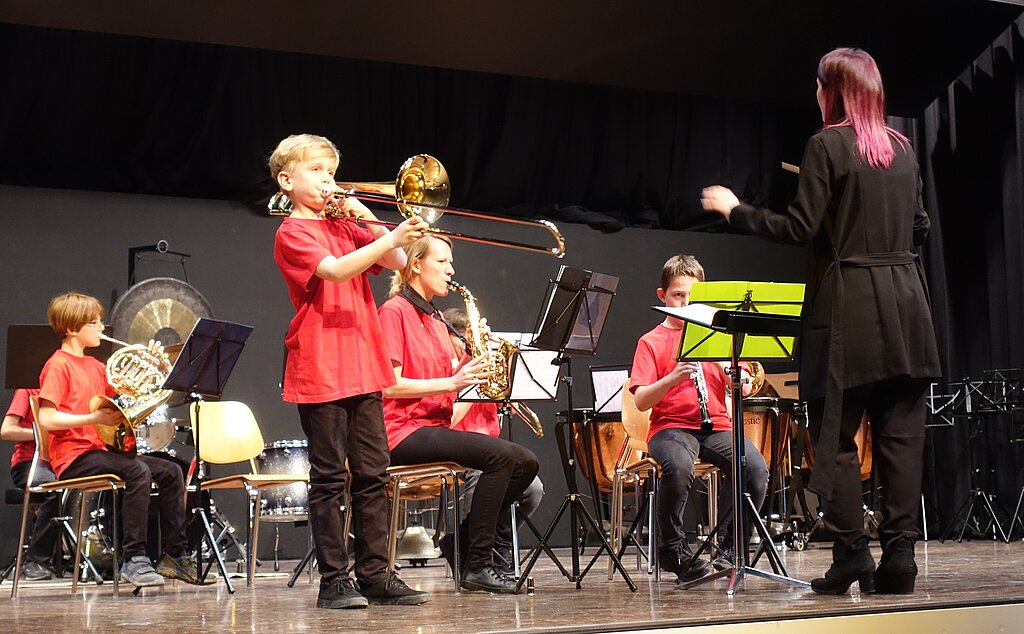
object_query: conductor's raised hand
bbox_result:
[701,185,740,220]
[391,216,430,248]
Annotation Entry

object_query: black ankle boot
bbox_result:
[810,538,876,595]
[874,536,917,594]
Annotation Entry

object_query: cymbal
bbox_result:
[110,277,213,348]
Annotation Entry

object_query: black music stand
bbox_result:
[659,281,809,595]
[5,325,113,389]
[161,317,253,593]
[514,266,636,592]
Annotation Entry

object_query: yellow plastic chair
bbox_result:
[12,396,126,598]
[189,400,308,587]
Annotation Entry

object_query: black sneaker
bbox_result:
[21,561,54,581]
[317,577,368,609]
[359,570,430,605]
[712,545,734,571]
[461,565,519,594]
[492,545,516,576]
[438,532,466,575]
[659,544,712,582]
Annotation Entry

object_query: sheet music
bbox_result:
[592,368,629,414]
[654,303,718,327]
[458,334,560,401]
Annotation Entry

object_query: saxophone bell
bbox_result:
[509,402,544,438]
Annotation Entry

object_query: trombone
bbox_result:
[268,154,566,258]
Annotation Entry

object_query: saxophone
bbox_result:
[447,280,544,437]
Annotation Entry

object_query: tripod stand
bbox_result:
[659,282,809,595]
[514,265,635,591]
[938,413,1009,543]
[163,318,253,593]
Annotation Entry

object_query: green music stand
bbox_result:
[654,280,808,595]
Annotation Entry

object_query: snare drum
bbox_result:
[136,405,176,454]
[256,439,310,520]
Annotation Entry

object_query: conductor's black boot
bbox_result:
[874,535,917,594]
[811,537,875,595]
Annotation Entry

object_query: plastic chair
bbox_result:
[12,396,125,597]
[189,400,308,587]
[607,380,719,579]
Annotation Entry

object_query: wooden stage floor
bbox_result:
[3,540,1023,633]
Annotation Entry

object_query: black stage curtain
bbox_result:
[911,17,1024,536]
[0,23,814,232]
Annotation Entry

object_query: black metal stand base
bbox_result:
[938,489,1009,543]
[288,546,316,588]
[194,507,236,593]
[515,493,636,592]
[681,493,808,594]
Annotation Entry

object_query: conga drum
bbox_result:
[570,409,628,494]
[802,413,873,481]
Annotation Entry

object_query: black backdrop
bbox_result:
[1,15,1023,559]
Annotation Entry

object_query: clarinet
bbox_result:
[690,363,714,432]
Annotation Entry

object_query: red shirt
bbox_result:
[38,350,114,477]
[379,295,457,450]
[6,388,40,467]
[274,217,396,403]
[452,402,501,437]
[630,323,732,443]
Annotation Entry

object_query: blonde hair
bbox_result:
[660,254,705,290]
[268,134,340,181]
[47,292,104,337]
[388,235,453,298]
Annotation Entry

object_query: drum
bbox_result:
[742,397,783,468]
[569,409,626,494]
[255,439,310,520]
[136,404,176,454]
[802,413,873,481]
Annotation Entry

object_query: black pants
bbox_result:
[808,377,927,547]
[298,392,391,585]
[390,426,539,572]
[60,449,187,560]
[11,461,60,564]
[648,427,769,552]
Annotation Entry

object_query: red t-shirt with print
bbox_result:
[38,350,114,477]
[274,217,396,403]
[629,323,732,443]
[378,295,458,451]
[6,388,40,467]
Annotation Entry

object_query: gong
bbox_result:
[110,277,213,348]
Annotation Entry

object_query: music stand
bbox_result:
[658,280,809,595]
[514,266,636,592]
[161,317,253,593]
[5,325,113,389]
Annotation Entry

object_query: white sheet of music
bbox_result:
[457,332,560,401]
[654,303,718,327]
[593,368,629,414]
